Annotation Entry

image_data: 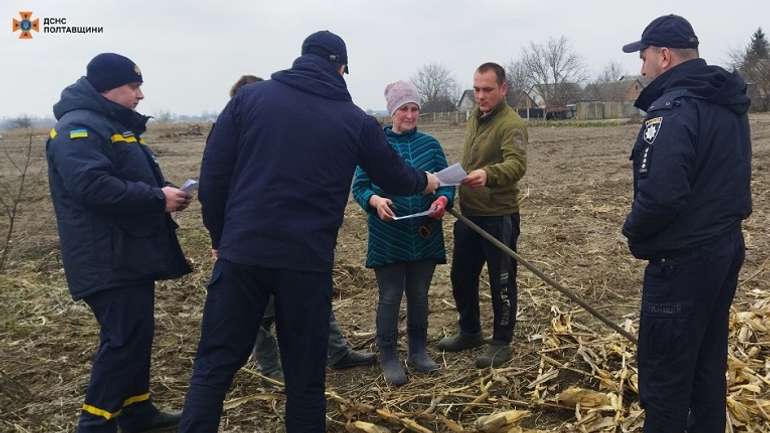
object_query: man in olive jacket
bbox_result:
[47,53,191,433]
[438,62,527,368]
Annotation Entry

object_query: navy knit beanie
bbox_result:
[86,53,143,92]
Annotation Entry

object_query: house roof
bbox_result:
[457,89,474,107]
[620,75,652,86]
[581,76,649,102]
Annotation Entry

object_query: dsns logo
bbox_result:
[12,11,39,39]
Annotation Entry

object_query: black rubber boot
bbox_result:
[377,337,407,386]
[407,330,439,373]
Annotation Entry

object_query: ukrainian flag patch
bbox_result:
[69,129,89,139]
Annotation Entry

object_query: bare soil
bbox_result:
[1,115,768,432]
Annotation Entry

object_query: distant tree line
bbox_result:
[411,28,770,114]
[5,29,769,124]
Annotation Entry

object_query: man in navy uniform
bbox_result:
[180,31,439,432]
[47,53,192,433]
[622,15,752,433]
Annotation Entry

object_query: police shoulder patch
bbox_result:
[69,128,89,139]
[643,117,663,145]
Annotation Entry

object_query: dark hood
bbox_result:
[636,59,751,115]
[53,77,150,133]
[271,54,351,102]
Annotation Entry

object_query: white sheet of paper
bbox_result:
[392,207,435,221]
[435,163,467,186]
[181,179,199,192]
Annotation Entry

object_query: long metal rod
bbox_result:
[448,208,637,344]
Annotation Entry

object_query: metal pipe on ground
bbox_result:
[448,208,638,344]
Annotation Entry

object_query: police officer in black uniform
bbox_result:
[47,53,192,433]
[621,15,752,433]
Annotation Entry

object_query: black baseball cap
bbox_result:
[302,30,349,74]
[622,14,699,53]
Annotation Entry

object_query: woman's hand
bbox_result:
[429,196,449,219]
[369,195,395,221]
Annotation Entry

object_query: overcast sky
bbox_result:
[2,0,767,119]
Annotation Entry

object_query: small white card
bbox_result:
[181,179,199,192]
[435,163,467,186]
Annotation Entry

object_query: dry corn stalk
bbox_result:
[346,420,391,433]
[400,418,433,433]
[474,409,530,433]
[323,289,770,433]
[558,387,610,409]
[501,429,549,433]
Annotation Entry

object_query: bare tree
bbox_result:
[0,133,34,272]
[596,61,626,83]
[584,61,629,101]
[505,60,533,108]
[520,36,587,111]
[731,28,770,111]
[505,60,531,93]
[411,63,460,113]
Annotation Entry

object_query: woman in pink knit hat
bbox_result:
[351,80,455,386]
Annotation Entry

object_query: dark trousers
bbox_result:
[78,282,159,433]
[639,230,744,433]
[253,300,351,371]
[179,259,332,433]
[374,260,436,346]
[450,214,520,343]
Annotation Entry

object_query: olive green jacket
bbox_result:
[459,101,527,216]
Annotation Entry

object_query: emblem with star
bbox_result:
[645,124,658,142]
[643,117,663,144]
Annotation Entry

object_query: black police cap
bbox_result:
[622,14,699,53]
[302,30,349,74]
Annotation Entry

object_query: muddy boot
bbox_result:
[330,350,377,370]
[475,340,512,368]
[378,338,407,386]
[407,330,439,373]
[436,331,484,352]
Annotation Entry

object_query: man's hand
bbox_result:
[369,195,395,221]
[462,169,487,188]
[423,172,440,195]
[428,196,449,219]
[162,186,192,212]
[211,249,218,260]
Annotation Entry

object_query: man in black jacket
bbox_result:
[180,31,439,433]
[47,53,192,433]
[622,15,752,433]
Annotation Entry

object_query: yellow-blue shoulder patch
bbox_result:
[49,128,57,139]
[110,133,137,143]
[69,128,89,139]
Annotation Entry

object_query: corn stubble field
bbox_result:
[0,116,769,432]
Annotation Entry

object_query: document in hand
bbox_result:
[435,163,467,186]
[181,179,199,192]
[392,207,435,221]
